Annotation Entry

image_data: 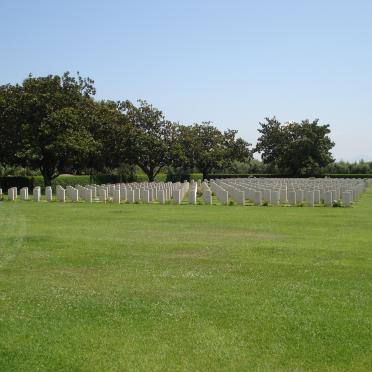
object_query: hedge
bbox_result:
[207,174,372,179]
[166,173,203,182]
[0,176,34,190]
[0,173,168,191]
[322,174,372,179]
[207,174,276,179]
[0,175,91,191]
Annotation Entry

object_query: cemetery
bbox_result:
[1,3,372,368]
[2,177,371,207]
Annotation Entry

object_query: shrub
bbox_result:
[0,176,34,190]
[189,173,203,181]
[323,174,372,179]
[332,200,342,208]
[91,174,120,185]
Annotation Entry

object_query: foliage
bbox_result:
[323,160,372,174]
[81,100,131,174]
[122,100,177,182]
[0,176,34,190]
[5,72,372,183]
[0,72,97,186]
[255,117,335,176]
[177,122,252,179]
[324,174,372,179]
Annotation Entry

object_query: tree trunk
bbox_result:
[148,172,155,182]
[142,167,155,182]
[41,166,55,187]
[42,172,52,187]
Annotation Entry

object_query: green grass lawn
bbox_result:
[1,190,372,371]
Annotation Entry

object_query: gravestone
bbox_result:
[71,188,79,202]
[20,187,29,201]
[85,189,93,203]
[57,188,65,202]
[45,186,53,202]
[314,190,321,204]
[254,191,262,206]
[8,187,16,201]
[306,191,314,207]
[99,188,107,203]
[113,189,121,204]
[342,191,352,207]
[188,187,197,205]
[324,191,333,207]
[203,190,212,205]
[271,190,279,206]
[172,189,182,204]
[127,189,135,203]
[33,187,41,202]
[158,189,166,204]
[288,191,296,206]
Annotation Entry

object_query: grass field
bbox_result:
[1,190,371,371]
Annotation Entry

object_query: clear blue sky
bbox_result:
[1,0,371,161]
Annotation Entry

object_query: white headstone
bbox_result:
[271,190,279,206]
[45,186,53,202]
[127,189,135,203]
[113,189,121,204]
[57,188,65,202]
[342,191,352,207]
[254,191,262,206]
[288,191,296,206]
[203,190,212,205]
[20,187,29,201]
[158,189,166,204]
[85,189,93,203]
[188,187,197,205]
[306,191,314,207]
[8,187,16,201]
[324,191,333,207]
[33,187,41,202]
[99,188,107,203]
[71,188,79,202]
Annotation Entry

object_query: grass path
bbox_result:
[0,190,371,371]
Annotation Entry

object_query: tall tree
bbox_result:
[122,100,176,181]
[178,122,251,179]
[255,117,335,175]
[80,99,131,174]
[0,72,97,185]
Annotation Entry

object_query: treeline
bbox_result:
[0,72,346,186]
[0,73,251,185]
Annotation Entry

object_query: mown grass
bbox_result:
[0,189,371,371]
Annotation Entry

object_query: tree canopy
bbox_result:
[1,72,339,185]
[122,100,177,182]
[0,72,97,185]
[255,117,335,176]
[177,123,251,179]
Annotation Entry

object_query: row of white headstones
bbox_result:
[3,178,371,207]
[208,178,370,207]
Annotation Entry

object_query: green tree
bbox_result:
[122,100,177,181]
[178,122,251,179]
[255,117,335,176]
[0,72,97,186]
[80,99,131,175]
